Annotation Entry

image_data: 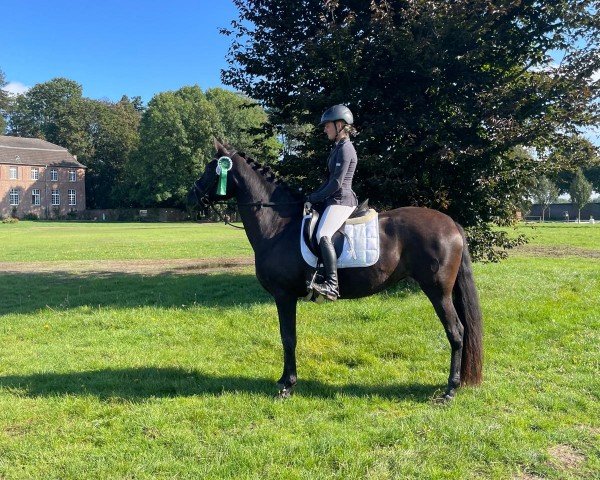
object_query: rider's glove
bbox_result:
[303,201,312,215]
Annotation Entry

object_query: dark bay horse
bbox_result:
[190,141,483,400]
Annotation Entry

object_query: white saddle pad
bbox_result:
[300,209,380,269]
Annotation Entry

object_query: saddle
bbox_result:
[302,198,371,258]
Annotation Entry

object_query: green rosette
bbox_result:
[216,156,233,195]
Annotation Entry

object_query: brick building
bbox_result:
[0,136,86,218]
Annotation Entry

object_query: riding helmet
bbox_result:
[319,104,354,126]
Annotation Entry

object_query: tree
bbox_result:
[0,68,8,133]
[84,97,141,208]
[6,78,141,208]
[530,177,559,221]
[569,168,593,222]
[550,136,599,194]
[223,0,600,261]
[7,77,93,159]
[205,88,280,162]
[123,86,223,207]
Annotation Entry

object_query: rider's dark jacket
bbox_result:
[308,139,358,207]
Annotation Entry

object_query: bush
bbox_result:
[2,217,19,224]
[22,213,39,221]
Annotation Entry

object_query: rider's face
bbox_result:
[323,121,338,141]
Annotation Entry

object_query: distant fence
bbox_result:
[528,202,600,221]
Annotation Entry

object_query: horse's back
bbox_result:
[379,206,464,284]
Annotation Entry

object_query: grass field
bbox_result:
[0,221,598,479]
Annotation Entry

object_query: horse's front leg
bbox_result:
[274,293,297,399]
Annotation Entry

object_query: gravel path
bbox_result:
[0,257,255,275]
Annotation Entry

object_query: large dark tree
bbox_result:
[222,0,600,260]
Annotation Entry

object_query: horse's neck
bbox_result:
[233,162,300,252]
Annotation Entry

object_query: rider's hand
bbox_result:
[303,201,312,215]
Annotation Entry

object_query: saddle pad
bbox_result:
[300,210,380,269]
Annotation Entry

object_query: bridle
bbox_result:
[192,156,303,229]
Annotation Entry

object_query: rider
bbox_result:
[305,104,358,301]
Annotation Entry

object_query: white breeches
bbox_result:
[316,205,356,242]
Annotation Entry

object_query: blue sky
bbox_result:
[1,0,239,102]
[1,1,597,146]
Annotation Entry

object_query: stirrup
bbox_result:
[311,282,339,301]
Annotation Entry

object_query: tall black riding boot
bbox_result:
[312,236,339,301]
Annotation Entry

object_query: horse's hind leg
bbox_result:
[421,285,464,400]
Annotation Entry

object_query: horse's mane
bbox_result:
[237,151,303,200]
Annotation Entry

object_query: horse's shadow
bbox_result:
[0,270,271,315]
[0,271,422,316]
[0,367,440,402]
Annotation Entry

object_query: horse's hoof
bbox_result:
[275,384,294,399]
[442,390,456,402]
[433,390,455,404]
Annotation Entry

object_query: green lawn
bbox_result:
[512,222,600,250]
[0,221,251,261]
[0,221,598,479]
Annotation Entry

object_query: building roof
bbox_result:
[0,135,86,168]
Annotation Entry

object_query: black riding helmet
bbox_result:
[319,104,354,126]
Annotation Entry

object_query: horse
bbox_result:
[189,140,483,401]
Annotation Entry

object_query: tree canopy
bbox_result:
[123,86,222,207]
[5,78,142,208]
[569,168,593,222]
[223,0,600,260]
[550,135,600,194]
[0,69,9,133]
[3,76,279,209]
[122,86,280,207]
[530,176,559,221]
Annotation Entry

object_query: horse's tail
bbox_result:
[453,223,483,386]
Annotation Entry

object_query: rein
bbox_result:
[196,184,302,230]
[201,199,302,230]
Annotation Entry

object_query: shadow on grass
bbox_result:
[0,367,440,402]
[0,271,271,315]
[0,273,424,316]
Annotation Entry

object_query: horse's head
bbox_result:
[188,139,237,207]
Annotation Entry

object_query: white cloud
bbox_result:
[2,81,30,96]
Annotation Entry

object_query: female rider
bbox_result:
[305,104,358,301]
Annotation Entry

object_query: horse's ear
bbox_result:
[213,138,227,156]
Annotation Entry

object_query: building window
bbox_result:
[31,167,40,180]
[9,189,20,205]
[50,169,58,181]
[69,170,77,182]
[68,189,77,205]
[32,189,41,205]
[51,189,60,206]
[9,166,18,179]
